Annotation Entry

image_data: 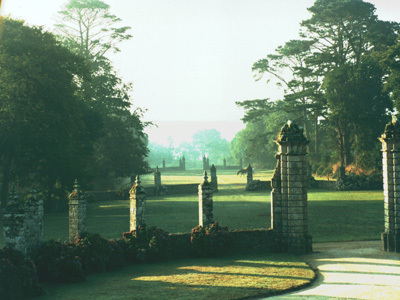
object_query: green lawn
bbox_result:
[0,170,383,244]
[37,253,315,300]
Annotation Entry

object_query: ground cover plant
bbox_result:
[36,252,315,300]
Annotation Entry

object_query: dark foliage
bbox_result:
[0,248,42,299]
[190,222,230,257]
[122,225,171,263]
[33,240,84,283]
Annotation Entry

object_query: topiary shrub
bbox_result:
[75,233,125,273]
[33,240,84,283]
[122,225,171,263]
[190,222,230,257]
[0,247,43,299]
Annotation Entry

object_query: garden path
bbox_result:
[262,240,400,300]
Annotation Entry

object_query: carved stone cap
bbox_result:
[69,179,85,200]
[130,175,146,194]
[276,120,309,145]
[381,117,400,141]
[199,171,210,187]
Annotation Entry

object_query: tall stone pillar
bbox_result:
[69,179,87,242]
[130,175,146,231]
[198,171,214,226]
[162,159,166,169]
[203,155,207,170]
[210,164,218,192]
[25,188,44,255]
[3,188,26,254]
[247,164,253,183]
[272,121,312,254]
[380,118,400,252]
[240,158,243,169]
[182,156,186,171]
[154,166,161,187]
[223,158,227,169]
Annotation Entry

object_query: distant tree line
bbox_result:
[0,0,149,208]
[147,129,231,169]
[233,0,400,175]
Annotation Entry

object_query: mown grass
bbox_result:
[0,171,383,244]
[37,253,315,300]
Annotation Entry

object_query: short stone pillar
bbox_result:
[210,164,218,192]
[154,166,161,187]
[130,175,146,231]
[24,188,44,255]
[380,118,400,252]
[182,156,186,170]
[198,171,214,226]
[271,121,312,254]
[247,164,253,183]
[3,189,26,254]
[68,179,87,242]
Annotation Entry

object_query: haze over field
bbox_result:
[1,0,399,145]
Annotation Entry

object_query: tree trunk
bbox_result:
[314,117,319,154]
[1,158,12,210]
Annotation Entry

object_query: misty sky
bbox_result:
[1,0,399,145]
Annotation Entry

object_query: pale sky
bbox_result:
[1,0,399,145]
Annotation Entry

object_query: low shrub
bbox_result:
[0,247,42,299]
[122,226,171,263]
[191,222,230,257]
[75,233,125,273]
[336,173,382,191]
[33,240,84,283]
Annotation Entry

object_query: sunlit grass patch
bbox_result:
[38,253,315,300]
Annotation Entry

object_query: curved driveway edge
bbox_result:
[261,240,400,300]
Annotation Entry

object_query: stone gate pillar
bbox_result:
[198,171,214,226]
[25,188,44,255]
[69,179,87,242]
[3,188,26,254]
[154,166,161,187]
[130,175,146,231]
[380,118,400,252]
[272,121,312,254]
[247,164,253,184]
[210,164,218,192]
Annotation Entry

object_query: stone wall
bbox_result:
[168,228,285,259]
